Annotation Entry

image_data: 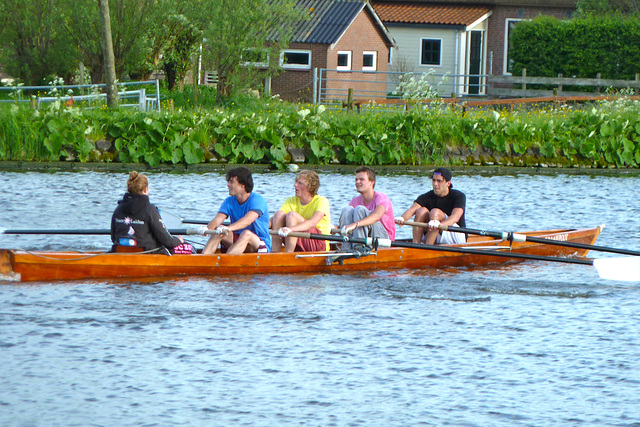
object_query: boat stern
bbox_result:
[0,249,21,282]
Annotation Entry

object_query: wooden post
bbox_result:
[342,88,359,111]
[558,73,562,95]
[596,72,601,94]
[522,68,527,91]
[192,53,198,108]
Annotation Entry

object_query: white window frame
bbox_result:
[241,48,270,68]
[503,18,524,75]
[420,38,442,67]
[362,51,377,71]
[281,49,312,70]
[337,51,352,71]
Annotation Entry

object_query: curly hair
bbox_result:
[296,170,320,196]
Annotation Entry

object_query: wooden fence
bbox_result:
[488,70,640,98]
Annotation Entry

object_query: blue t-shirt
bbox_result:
[219,192,272,251]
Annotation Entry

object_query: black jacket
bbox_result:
[110,193,182,254]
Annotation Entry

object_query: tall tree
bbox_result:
[577,0,640,16]
[159,14,202,90]
[0,0,77,84]
[60,0,165,83]
[98,0,117,108]
[192,0,306,98]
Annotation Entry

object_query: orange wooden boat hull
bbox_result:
[0,227,602,282]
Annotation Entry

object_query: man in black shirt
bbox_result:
[395,167,466,244]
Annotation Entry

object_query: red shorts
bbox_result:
[295,227,327,252]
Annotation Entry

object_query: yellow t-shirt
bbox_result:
[280,195,331,250]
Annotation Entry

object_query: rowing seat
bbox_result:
[114,245,145,253]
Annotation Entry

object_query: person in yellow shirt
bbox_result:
[271,170,331,252]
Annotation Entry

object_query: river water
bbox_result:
[1,170,639,426]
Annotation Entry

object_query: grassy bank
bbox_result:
[1,95,640,170]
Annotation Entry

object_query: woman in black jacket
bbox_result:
[111,171,183,254]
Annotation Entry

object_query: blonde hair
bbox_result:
[296,170,320,196]
[127,171,148,195]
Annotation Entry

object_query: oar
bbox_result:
[404,220,639,257]
[272,230,640,282]
[181,219,210,225]
[0,228,218,236]
[158,209,230,227]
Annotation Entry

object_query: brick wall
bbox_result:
[271,43,328,103]
[487,6,575,75]
[272,7,392,103]
[326,7,391,102]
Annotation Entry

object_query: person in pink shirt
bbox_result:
[338,166,396,250]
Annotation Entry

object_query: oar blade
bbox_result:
[593,257,640,282]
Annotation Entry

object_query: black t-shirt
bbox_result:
[415,189,466,228]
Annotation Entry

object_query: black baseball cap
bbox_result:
[433,167,452,181]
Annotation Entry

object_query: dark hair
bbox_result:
[127,171,148,194]
[355,166,376,187]
[226,167,253,193]
[433,167,453,188]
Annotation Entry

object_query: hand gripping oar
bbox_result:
[272,230,640,282]
[404,221,639,257]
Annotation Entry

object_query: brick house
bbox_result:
[371,0,577,96]
[270,0,396,103]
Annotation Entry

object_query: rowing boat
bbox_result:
[0,226,602,282]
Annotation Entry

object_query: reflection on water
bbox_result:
[1,170,640,425]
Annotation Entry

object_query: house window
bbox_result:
[504,19,523,74]
[242,48,269,68]
[337,51,351,71]
[420,39,442,66]
[363,51,377,71]
[281,50,311,70]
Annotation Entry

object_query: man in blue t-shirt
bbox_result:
[202,167,271,254]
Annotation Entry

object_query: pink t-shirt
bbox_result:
[349,191,396,240]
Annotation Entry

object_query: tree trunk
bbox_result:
[164,61,177,90]
[98,0,118,109]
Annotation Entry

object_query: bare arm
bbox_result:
[398,202,422,222]
[441,207,464,227]
[290,210,325,232]
[207,212,228,230]
[228,210,259,232]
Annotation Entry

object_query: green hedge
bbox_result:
[510,15,640,80]
[2,99,640,169]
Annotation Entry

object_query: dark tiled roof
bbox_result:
[373,1,492,26]
[293,0,365,43]
[274,0,392,45]
[371,0,576,6]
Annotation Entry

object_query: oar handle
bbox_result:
[403,221,527,241]
[269,229,312,239]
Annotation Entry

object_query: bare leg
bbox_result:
[413,207,430,243]
[203,233,233,255]
[270,211,286,252]
[425,208,446,245]
[284,212,306,252]
[226,230,261,255]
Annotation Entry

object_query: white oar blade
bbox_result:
[159,208,184,229]
[593,257,640,282]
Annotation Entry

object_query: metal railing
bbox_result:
[313,68,490,107]
[0,80,161,112]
